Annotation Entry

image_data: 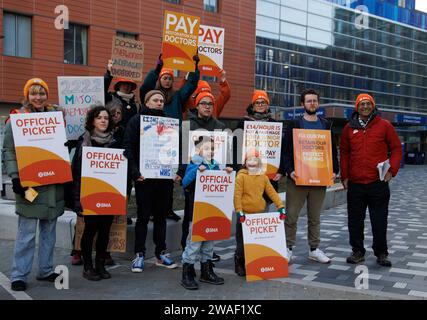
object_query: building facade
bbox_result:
[0,0,256,123]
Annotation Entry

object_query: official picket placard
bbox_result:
[111,36,144,81]
[242,121,283,179]
[140,115,179,179]
[198,25,225,76]
[74,215,127,253]
[191,170,235,242]
[58,76,104,140]
[188,130,228,165]
[9,111,72,187]
[81,147,128,215]
[242,212,289,282]
[293,129,333,186]
[162,10,200,72]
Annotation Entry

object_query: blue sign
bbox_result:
[395,114,427,125]
[283,107,325,120]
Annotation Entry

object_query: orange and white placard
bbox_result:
[293,129,333,186]
[198,25,225,76]
[188,130,228,165]
[81,147,128,215]
[162,10,200,72]
[242,121,283,179]
[10,111,72,187]
[242,212,289,282]
[191,170,235,242]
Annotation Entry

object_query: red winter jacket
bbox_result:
[340,114,402,184]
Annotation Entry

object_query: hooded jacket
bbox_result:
[340,111,402,184]
[234,169,284,214]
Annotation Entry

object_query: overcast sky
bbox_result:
[415,0,427,13]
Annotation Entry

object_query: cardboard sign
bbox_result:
[162,10,200,72]
[198,25,225,76]
[191,170,235,242]
[74,215,127,253]
[293,129,333,186]
[242,212,289,282]
[9,112,72,187]
[188,130,228,165]
[81,147,128,215]
[58,76,105,140]
[111,36,144,82]
[140,115,179,179]
[242,121,283,179]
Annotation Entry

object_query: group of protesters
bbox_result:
[2,53,403,292]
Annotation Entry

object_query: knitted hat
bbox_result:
[159,68,174,80]
[114,78,137,91]
[245,148,261,161]
[144,90,165,104]
[23,78,49,99]
[252,90,270,105]
[195,92,215,107]
[355,93,375,111]
[192,80,212,98]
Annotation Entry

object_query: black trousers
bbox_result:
[181,190,194,249]
[347,180,390,257]
[81,215,114,264]
[235,221,244,259]
[134,179,174,258]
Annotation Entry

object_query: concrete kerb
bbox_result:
[0,181,346,259]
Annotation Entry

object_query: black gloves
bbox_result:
[12,178,28,197]
[155,53,164,73]
[193,54,200,70]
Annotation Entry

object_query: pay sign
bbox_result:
[198,25,225,76]
[162,11,200,72]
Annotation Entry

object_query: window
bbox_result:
[164,0,180,4]
[201,75,217,82]
[173,70,180,78]
[204,0,218,13]
[116,31,137,40]
[3,12,31,58]
[398,0,406,8]
[64,24,88,65]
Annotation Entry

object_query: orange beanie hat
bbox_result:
[195,91,215,107]
[355,93,375,111]
[193,80,212,97]
[252,90,270,105]
[159,68,174,80]
[23,78,49,99]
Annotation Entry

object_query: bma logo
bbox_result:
[38,171,55,178]
[96,203,111,208]
[260,267,275,273]
[205,228,218,234]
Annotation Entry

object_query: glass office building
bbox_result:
[255,0,427,155]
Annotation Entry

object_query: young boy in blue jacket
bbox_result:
[181,136,233,290]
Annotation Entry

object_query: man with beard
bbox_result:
[282,89,339,264]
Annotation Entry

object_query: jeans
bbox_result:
[11,216,57,282]
[182,224,214,264]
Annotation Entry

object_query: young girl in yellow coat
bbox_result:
[233,149,286,276]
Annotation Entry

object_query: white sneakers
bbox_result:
[286,248,293,263]
[308,248,331,264]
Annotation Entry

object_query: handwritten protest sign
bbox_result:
[111,36,144,82]
[58,76,104,140]
[293,129,333,186]
[191,171,235,242]
[242,212,289,282]
[162,10,200,72]
[81,147,128,215]
[10,111,72,187]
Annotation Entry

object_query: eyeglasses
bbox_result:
[359,101,372,107]
[199,102,214,107]
[254,101,268,106]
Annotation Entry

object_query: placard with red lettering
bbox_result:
[188,130,228,165]
[111,36,144,82]
[242,212,289,282]
[242,121,283,179]
[58,76,105,140]
[191,170,235,242]
[81,147,128,215]
[9,111,72,187]
[198,25,225,76]
[162,10,200,72]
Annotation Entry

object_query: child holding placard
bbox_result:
[233,149,286,277]
[180,135,232,290]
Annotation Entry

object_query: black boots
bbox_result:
[95,258,111,279]
[83,262,101,281]
[234,255,246,277]
[181,263,198,290]
[200,260,224,285]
